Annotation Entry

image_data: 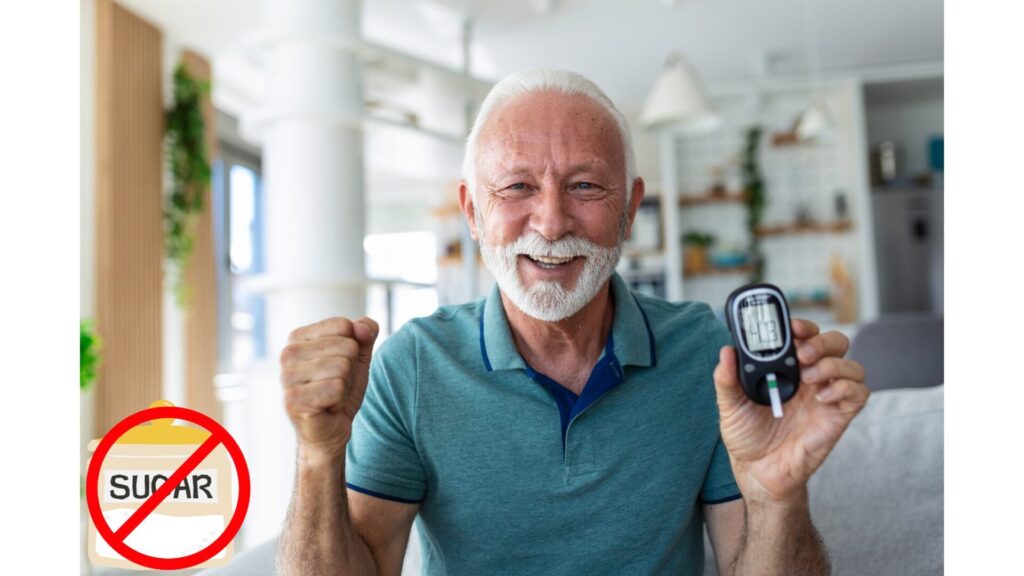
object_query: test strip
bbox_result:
[766,372,784,418]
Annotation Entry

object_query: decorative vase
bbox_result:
[685,246,709,273]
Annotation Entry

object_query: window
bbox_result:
[364,232,439,337]
[214,142,443,363]
[213,146,267,372]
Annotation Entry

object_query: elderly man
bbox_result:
[278,69,868,575]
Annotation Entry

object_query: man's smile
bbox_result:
[518,253,586,281]
[524,254,580,269]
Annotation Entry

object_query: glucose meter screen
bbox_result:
[741,302,783,353]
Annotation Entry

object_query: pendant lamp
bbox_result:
[794,0,834,141]
[640,53,721,135]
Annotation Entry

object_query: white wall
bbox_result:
[369,198,438,236]
[620,103,662,190]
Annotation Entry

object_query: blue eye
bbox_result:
[508,183,527,190]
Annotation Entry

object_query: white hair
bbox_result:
[462,69,637,204]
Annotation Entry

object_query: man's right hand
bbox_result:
[280,316,380,464]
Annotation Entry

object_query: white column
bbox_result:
[262,0,366,348]
[846,79,880,321]
[658,131,683,301]
[241,0,366,547]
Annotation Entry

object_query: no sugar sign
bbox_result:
[86,401,250,570]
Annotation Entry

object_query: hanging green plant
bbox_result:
[164,61,212,306]
[742,125,766,283]
[81,319,102,391]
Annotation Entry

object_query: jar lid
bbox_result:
[98,400,212,445]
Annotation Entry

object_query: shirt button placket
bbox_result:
[563,419,596,482]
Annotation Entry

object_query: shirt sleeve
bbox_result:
[700,437,741,503]
[700,311,742,504]
[345,330,427,503]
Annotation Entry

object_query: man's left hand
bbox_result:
[713,318,869,505]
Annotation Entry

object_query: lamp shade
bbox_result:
[640,53,721,134]
[794,98,835,142]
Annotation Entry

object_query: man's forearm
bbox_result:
[277,451,378,576]
[730,490,830,576]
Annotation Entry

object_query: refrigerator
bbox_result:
[871,187,944,315]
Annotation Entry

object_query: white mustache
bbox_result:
[495,232,607,260]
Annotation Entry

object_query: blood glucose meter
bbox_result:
[725,283,801,418]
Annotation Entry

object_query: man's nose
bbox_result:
[530,184,572,241]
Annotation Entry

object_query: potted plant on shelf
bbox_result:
[683,231,716,274]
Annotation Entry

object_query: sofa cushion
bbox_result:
[847,315,944,391]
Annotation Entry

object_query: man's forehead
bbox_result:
[481,91,618,139]
[492,156,613,177]
[476,91,624,170]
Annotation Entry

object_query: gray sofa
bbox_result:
[847,314,943,391]
[201,385,943,576]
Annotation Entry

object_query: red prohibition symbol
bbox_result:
[86,406,251,570]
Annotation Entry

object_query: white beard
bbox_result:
[479,229,623,322]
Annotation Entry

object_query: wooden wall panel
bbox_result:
[95,0,164,432]
[181,50,222,422]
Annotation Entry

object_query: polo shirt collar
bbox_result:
[479,272,656,372]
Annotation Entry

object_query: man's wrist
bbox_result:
[742,485,812,536]
[297,444,347,474]
[745,486,810,515]
[734,486,829,576]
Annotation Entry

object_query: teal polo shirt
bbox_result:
[347,273,741,575]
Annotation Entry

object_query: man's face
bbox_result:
[465,91,642,321]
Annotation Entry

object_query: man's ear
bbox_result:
[458,181,479,241]
[623,177,647,240]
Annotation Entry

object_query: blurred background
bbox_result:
[79,0,943,572]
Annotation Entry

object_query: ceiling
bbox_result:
[111,0,942,206]
[115,0,943,111]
